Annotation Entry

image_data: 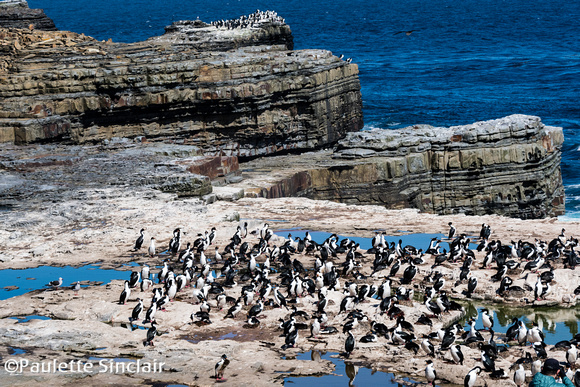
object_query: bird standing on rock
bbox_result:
[133,228,145,251]
[481,309,494,330]
[451,344,464,365]
[215,354,230,380]
[448,222,456,239]
[148,237,156,257]
[514,364,526,386]
[464,366,482,387]
[143,321,157,346]
[344,330,355,358]
[46,277,63,289]
[131,298,143,321]
[425,360,437,385]
[119,280,131,305]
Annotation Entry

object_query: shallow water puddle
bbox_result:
[273,229,467,252]
[282,351,424,386]
[8,347,27,355]
[107,321,149,331]
[0,264,137,300]
[459,303,580,345]
[8,315,52,323]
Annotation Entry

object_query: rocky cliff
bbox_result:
[233,115,565,218]
[0,0,56,31]
[0,10,363,158]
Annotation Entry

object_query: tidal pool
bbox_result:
[283,351,423,386]
[459,302,580,345]
[274,229,448,251]
[0,264,136,300]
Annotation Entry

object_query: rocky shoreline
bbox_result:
[1,4,578,387]
[1,191,580,386]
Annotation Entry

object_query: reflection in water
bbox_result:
[459,302,580,345]
[285,351,425,386]
[345,362,359,386]
[274,229,447,252]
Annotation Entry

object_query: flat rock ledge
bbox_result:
[232,115,565,219]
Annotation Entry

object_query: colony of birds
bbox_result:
[209,10,286,30]
[46,221,580,385]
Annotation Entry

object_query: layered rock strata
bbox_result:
[0,11,363,158]
[233,115,565,218]
[0,1,56,31]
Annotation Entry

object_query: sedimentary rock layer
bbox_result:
[235,115,565,218]
[0,11,363,158]
[0,1,56,31]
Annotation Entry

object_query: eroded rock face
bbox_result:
[235,115,565,219]
[0,11,363,158]
[0,1,57,31]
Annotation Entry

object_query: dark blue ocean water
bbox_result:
[28,0,580,217]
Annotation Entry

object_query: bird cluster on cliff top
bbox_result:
[72,219,580,383]
[210,10,285,30]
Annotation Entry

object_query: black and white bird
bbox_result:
[450,344,464,365]
[481,350,495,372]
[169,228,181,256]
[215,354,230,380]
[310,317,321,338]
[466,276,478,298]
[425,360,437,386]
[567,343,578,366]
[46,277,63,288]
[464,366,482,387]
[133,228,145,251]
[514,364,526,387]
[225,298,243,319]
[141,264,150,281]
[247,300,264,319]
[344,331,355,358]
[131,298,143,321]
[128,271,140,288]
[481,309,494,330]
[119,280,131,305]
[148,237,156,257]
[143,321,157,346]
[421,338,435,357]
[282,325,298,349]
[448,222,456,239]
[143,302,157,324]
